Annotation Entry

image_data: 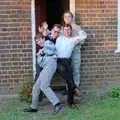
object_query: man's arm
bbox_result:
[71,23,87,45]
[72,29,87,45]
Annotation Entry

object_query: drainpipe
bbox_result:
[31,0,36,78]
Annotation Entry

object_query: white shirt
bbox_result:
[56,30,87,58]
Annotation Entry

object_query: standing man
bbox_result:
[56,24,87,108]
[62,11,87,87]
[24,24,64,115]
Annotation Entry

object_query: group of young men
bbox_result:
[24,11,87,115]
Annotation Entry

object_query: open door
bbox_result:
[35,0,69,88]
[35,0,69,30]
[46,0,69,29]
[35,0,46,33]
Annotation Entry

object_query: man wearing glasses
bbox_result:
[24,24,64,115]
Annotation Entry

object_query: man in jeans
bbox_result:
[24,24,64,115]
[56,24,87,108]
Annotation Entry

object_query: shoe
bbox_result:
[23,107,38,112]
[74,87,81,97]
[53,103,64,115]
[68,104,79,110]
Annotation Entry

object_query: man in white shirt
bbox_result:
[56,24,87,107]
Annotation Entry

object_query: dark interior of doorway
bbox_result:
[46,0,69,29]
[35,0,69,32]
[35,0,69,88]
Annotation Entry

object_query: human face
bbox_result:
[42,22,48,30]
[63,26,72,37]
[51,26,61,39]
[64,13,73,24]
[36,37,45,47]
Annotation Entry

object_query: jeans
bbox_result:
[71,45,81,87]
[31,55,60,108]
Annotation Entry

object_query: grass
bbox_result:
[0,95,120,120]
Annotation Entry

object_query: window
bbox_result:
[115,0,120,54]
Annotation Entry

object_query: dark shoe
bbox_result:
[23,107,38,112]
[68,104,79,110]
[53,103,64,115]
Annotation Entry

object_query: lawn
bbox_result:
[0,95,120,120]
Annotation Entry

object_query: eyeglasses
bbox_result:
[53,29,60,34]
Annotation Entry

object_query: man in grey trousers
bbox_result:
[24,24,64,115]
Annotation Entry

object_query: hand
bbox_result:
[75,39,80,45]
[39,39,45,47]
[36,51,40,56]
[36,49,44,56]
[37,37,45,47]
[71,23,79,31]
[38,26,42,32]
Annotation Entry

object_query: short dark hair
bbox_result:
[53,24,61,29]
[63,10,73,18]
[34,32,44,40]
[63,24,72,31]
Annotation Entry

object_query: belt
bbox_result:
[40,53,55,57]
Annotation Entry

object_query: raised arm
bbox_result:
[72,28,87,45]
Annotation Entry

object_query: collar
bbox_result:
[45,34,56,44]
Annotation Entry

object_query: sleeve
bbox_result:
[72,27,87,45]
[72,26,87,45]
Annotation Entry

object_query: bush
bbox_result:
[107,87,120,98]
[18,77,34,104]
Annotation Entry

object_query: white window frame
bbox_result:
[70,0,75,22]
[115,0,120,54]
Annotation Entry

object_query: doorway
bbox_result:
[35,0,69,32]
[34,0,69,88]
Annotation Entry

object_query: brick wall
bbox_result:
[0,0,32,94]
[75,0,120,94]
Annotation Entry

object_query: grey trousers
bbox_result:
[31,55,60,109]
[71,45,81,87]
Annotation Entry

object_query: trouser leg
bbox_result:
[71,45,81,87]
[34,62,44,102]
[57,59,76,104]
[34,63,42,82]
[31,57,60,108]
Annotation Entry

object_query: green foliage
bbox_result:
[107,87,120,98]
[18,77,34,104]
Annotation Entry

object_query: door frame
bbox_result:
[31,0,75,78]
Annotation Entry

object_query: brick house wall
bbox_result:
[75,0,120,94]
[0,0,120,95]
[0,1,32,94]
